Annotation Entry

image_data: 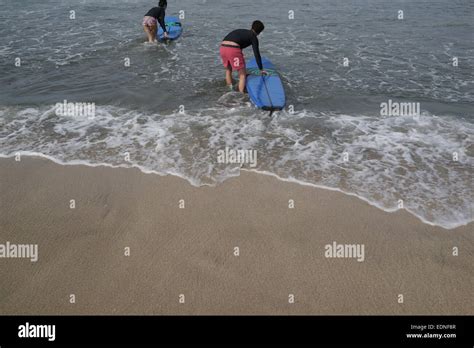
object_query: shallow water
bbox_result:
[0,0,473,228]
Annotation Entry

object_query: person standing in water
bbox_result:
[220,20,267,93]
[143,0,168,43]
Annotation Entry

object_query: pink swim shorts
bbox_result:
[220,45,246,71]
[143,16,157,27]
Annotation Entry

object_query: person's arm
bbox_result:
[158,10,167,33]
[251,36,263,70]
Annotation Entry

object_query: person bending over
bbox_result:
[220,20,267,93]
[143,0,168,43]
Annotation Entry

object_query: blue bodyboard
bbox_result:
[246,57,286,111]
[158,16,183,41]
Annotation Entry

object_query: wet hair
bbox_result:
[252,20,265,35]
[158,0,167,8]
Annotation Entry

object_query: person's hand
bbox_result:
[261,70,268,76]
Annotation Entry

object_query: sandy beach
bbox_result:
[0,156,472,315]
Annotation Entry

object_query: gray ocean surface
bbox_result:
[0,0,473,228]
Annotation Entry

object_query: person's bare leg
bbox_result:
[151,25,158,43]
[225,66,233,88]
[238,68,246,93]
[144,26,154,42]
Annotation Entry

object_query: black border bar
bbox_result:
[0,315,473,346]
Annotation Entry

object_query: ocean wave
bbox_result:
[0,104,472,230]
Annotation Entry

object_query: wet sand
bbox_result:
[0,156,472,314]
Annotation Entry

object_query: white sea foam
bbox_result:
[0,104,472,230]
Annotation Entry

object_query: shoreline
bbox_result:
[1,152,470,230]
[0,156,473,315]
